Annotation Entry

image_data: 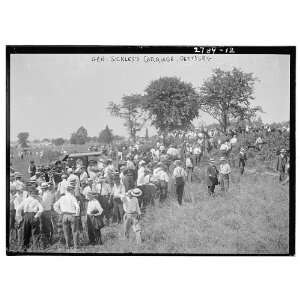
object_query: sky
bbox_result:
[10,53,290,141]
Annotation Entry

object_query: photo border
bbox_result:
[6,45,296,256]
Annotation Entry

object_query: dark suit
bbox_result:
[276,155,287,182]
[206,165,218,195]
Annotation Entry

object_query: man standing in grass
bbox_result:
[206,158,219,196]
[172,160,187,206]
[40,182,56,248]
[53,182,80,249]
[219,157,231,192]
[16,183,44,251]
[238,148,247,175]
[121,188,142,244]
[276,149,288,182]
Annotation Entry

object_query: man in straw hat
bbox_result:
[219,157,231,192]
[86,191,104,245]
[172,160,187,206]
[53,181,80,249]
[121,188,142,244]
[276,148,288,182]
[206,158,219,196]
[16,183,44,251]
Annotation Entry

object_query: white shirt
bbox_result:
[53,192,80,215]
[193,147,201,155]
[80,171,88,182]
[220,143,228,151]
[41,191,55,211]
[158,170,169,182]
[82,185,92,199]
[230,137,237,145]
[121,196,141,214]
[137,167,146,186]
[219,163,231,175]
[111,183,126,198]
[95,182,111,196]
[173,166,187,178]
[57,179,68,195]
[16,196,44,219]
[87,200,103,216]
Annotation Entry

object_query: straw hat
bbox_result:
[129,188,142,197]
[139,160,146,166]
[209,158,215,163]
[41,182,49,189]
[220,157,226,162]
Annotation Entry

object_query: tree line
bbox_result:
[16,67,262,147]
[107,67,262,143]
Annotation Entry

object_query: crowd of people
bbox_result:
[9,124,290,252]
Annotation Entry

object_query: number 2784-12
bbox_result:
[194,47,235,54]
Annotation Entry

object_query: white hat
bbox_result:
[129,188,142,197]
[67,168,73,174]
[139,160,146,166]
[41,182,49,189]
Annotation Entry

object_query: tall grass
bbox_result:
[25,168,289,254]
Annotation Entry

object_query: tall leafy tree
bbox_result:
[99,125,113,144]
[70,126,88,144]
[198,68,262,133]
[143,77,199,139]
[107,94,145,143]
[17,132,29,148]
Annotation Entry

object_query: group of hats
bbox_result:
[209,157,227,163]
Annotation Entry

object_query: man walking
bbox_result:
[121,188,142,244]
[172,160,187,206]
[219,157,231,192]
[206,158,219,196]
[276,149,288,182]
[238,148,247,175]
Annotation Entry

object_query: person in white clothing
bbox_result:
[86,191,103,245]
[57,174,68,197]
[111,173,126,223]
[53,183,80,249]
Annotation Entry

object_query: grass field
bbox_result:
[9,159,289,254]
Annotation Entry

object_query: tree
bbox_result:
[17,132,29,148]
[107,94,145,143]
[198,68,262,133]
[142,77,199,140]
[52,137,65,146]
[99,125,113,145]
[70,126,88,145]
